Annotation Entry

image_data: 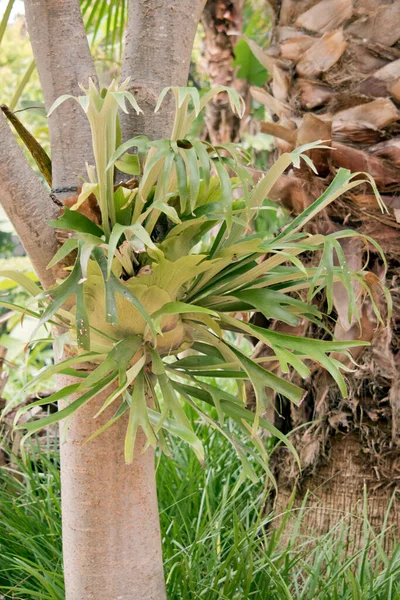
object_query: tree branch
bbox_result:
[0,113,59,288]
[24,0,97,189]
[120,0,206,142]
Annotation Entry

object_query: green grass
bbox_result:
[0,427,399,600]
[0,450,63,599]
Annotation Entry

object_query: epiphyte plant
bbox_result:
[2,80,389,484]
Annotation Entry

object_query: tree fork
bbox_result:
[13,2,207,598]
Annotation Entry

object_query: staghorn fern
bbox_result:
[1,81,390,486]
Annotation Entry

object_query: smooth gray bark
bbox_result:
[0,113,58,287]
[24,0,97,188]
[59,379,166,600]
[120,0,207,141]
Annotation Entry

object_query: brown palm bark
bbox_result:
[201,0,246,143]
[255,0,400,545]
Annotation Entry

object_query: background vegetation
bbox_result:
[1,427,399,600]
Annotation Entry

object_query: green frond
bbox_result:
[7,82,390,484]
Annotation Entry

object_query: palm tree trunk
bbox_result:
[59,379,165,600]
[258,0,400,543]
[275,430,399,552]
[201,0,246,143]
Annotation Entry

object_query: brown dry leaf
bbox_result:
[332,122,382,145]
[295,0,353,34]
[389,78,400,102]
[279,0,321,26]
[269,173,322,213]
[260,121,296,145]
[370,137,400,166]
[272,65,291,102]
[250,86,291,119]
[350,43,389,75]
[63,192,101,225]
[296,30,348,78]
[296,114,332,174]
[359,58,400,97]
[280,35,316,61]
[362,42,400,64]
[355,0,392,12]
[360,219,400,256]
[245,38,288,72]
[269,173,309,213]
[278,26,305,42]
[346,2,400,46]
[350,193,400,211]
[332,98,399,130]
[296,113,331,146]
[276,139,295,155]
[331,302,377,366]
[296,78,335,108]
[331,142,400,188]
[332,237,364,332]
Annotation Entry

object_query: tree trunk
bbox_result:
[7,2,206,598]
[120,0,206,142]
[59,379,165,600]
[275,430,399,553]
[201,0,246,144]
[258,0,400,543]
[0,112,59,287]
[24,0,96,187]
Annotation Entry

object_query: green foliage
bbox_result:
[233,39,269,86]
[0,439,399,599]
[0,15,49,156]
[81,0,126,61]
[1,82,388,483]
[0,449,63,600]
[242,0,271,43]
[1,104,52,185]
[0,207,18,257]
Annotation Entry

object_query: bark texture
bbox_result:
[0,113,58,287]
[277,431,399,554]
[59,378,166,600]
[120,0,206,142]
[201,0,245,144]
[24,0,97,188]
[256,0,400,544]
